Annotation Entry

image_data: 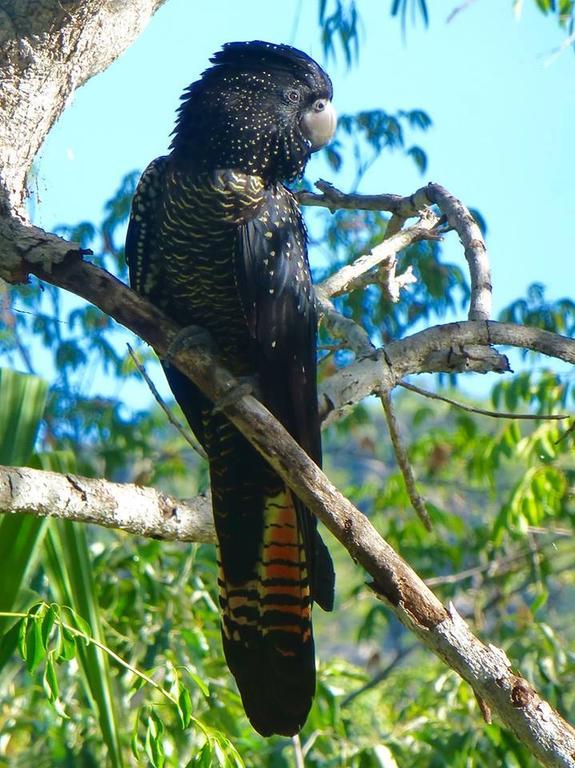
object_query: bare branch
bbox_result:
[127,343,207,459]
[316,221,438,301]
[447,0,480,24]
[426,184,491,321]
[0,464,214,543]
[300,180,491,320]
[319,321,575,423]
[400,380,570,421]
[379,392,432,530]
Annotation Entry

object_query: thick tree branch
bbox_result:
[319,321,575,422]
[0,464,214,543]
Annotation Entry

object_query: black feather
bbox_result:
[125,41,335,737]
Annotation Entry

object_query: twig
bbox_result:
[296,179,431,216]
[446,0,479,24]
[292,735,305,768]
[544,28,575,68]
[379,391,432,531]
[425,533,569,588]
[127,343,207,459]
[555,420,575,445]
[316,221,438,301]
[317,342,347,352]
[399,380,570,421]
[300,180,491,321]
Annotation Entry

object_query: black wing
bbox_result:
[235,186,319,458]
[234,186,334,611]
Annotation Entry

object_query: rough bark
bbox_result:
[0,0,166,214]
[0,464,215,542]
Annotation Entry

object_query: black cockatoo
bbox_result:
[125,41,337,736]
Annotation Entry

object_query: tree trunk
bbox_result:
[0,0,166,215]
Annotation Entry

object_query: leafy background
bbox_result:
[1,2,575,766]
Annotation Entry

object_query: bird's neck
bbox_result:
[170,107,311,183]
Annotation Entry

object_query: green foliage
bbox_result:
[319,0,361,66]
[499,282,575,338]
[0,368,49,651]
[2,7,575,763]
[327,108,431,184]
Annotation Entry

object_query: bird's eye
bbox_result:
[286,89,300,103]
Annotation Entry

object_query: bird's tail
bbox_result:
[217,485,318,736]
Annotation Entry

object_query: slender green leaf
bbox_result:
[44,520,125,767]
[0,369,49,656]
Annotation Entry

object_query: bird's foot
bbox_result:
[213,376,258,413]
[165,324,215,362]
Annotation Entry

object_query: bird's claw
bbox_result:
[165,324,215,362]
[213,377,257,413]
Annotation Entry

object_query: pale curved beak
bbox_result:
[301,100,337,151]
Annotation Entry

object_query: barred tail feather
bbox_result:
[218,488,316,736]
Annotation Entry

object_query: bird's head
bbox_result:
[171,41,336,183]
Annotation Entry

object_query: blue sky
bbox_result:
[35,1,574,311]
[31,0,575,394]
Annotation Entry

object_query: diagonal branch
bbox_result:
[315,220,438,301]
[2,244,575,764]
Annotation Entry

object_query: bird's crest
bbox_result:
[208,40,332,93]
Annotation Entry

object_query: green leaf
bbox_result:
[43,651,69,719]
[25,611,46,672]
[44,521,125,767]
[188,743,212,768]
[43,651,59,701]
[177,686,193,729]
[56,623,77,662]
[531,590,549,615]
[17,615,29,661]
[144,709,165,768]
[66,607,93,640]
[41,603,59,649]
[187,668,210,697]
[0,369,49,653]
